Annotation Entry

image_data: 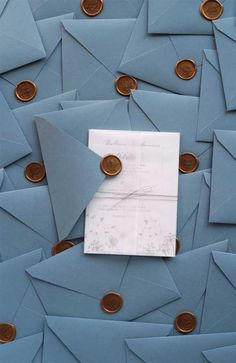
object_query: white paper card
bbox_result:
[84,129,180,257]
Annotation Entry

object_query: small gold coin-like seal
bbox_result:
[200,0,224,20]
[81,0,104,17]
[100,155,122,177]
[179,153,199,174]
[101,292,123,314]
[15,80,37,102]
[175,312,197,334]
[115,75,138,96]
[24,162,46,183]
[0,323,16,344]
[51,241,75,256]
[175,60,197,80]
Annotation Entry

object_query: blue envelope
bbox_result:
[35,99,132,240]
[0,250,45,339]
[0,186,82,261]
[147,0,236,34]
[27,243,181,321]
[0,333,43,363]
[125,332,236,363]
[60,99,119,110]
[118,0,215,96]
[193,171,236,253]
[134,241,228,333]
[0,91,31,169]
[209,130,236,224]
[213,17,236,110]
[0,13,74,109]
[43,316,172,363]
[0,168,14,192]
[129,90,213,170]
[203,343,236,363]
[0,0,45,74]
[4,91,77,190]
[201,251,236,333]
[30,0,143,20]
[197,49,236,142]
[61,17,172,100]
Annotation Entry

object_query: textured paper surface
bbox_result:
[84,130,180,257]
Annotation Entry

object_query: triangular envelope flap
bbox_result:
[0,333,43,363]
[28,243,129,298]
[214,130,236,159]
[203,344,236,363]
[213,251,236,289]
[62,19,135,73]
[0,139,32,168]
[204,49,220,73]
[36,118,105,240]
[148,0,179,28]
[0,0,8,16]
[46,317,172,363]
[0,168,4,188]
[0,249,43,320]
[213,17,236,42]
[161,241,228,315]
[1,13,73,84]
[177,171,204,231]
[0,186,58,242]
[203,172,211,188]
[126,333,236,363]
[35,99,126,146]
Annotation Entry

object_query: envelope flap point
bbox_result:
[215,130,236,159]
[213,251,236,289]
[203,172,211,188]
[203,49,220,72]
[213,17,236,42]
[0,0,8,16]
[203,344,236,363]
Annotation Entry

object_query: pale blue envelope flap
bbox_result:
[178,171,203,232]
[0,186,58,242]
[204,49,220,73]
[126,333,236,363]
[213,17,236,42]
[0,91,32,168]
[203,172,211,188]
[45,317,172,363]
[0,249,43,322]
[62,19,135,74]
[212,251,236,289]
[203,344,236,363]
[215,129,236,159]
[0,333,43,363]
[36,118,105,240]
[0,0,8,16]
[2,13,74,85]
[0,168,5,188]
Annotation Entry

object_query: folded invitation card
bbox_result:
[84,129,180,257]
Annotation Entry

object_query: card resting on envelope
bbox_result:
[84,130,180,257]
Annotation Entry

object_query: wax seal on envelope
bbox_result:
[81,0,104,17]
[179,153,199,174]
[100,155,122,176]
[175,312,197,334]
[0,323,16,343]
[15,81,37,102]
[51,241,75,256]
[101,292,123,314]
[24,162,46,183]
[175,60,197,80]
[200,0,223,20]
[115,75,138,96]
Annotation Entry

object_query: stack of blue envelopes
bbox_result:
[1,0,236,362]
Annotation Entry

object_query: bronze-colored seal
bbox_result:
[200,0,223,20]
[115,75,138,96]
[100,155,122,177]
[51,241,75,256]
[179,153,199,174]
[175,312,197,334]
[81,0,103,16]
[175,60,197,80]
[0,323,16,344]
[101,292,123,314]
[24,162,46,183]
[15,80,37,102]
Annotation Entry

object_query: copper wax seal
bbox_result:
[175,312,197,334]
[200,0,223,20]
[0,323,16,343]
[175,60,197,80]
[115,75,138,96]
[24,162,46,183]
[81,0,104,16]
[100,155,122,177]
[51,241,75,256]
[15,80,37,102]
[179,153,199,174]
[101,292,123,314]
